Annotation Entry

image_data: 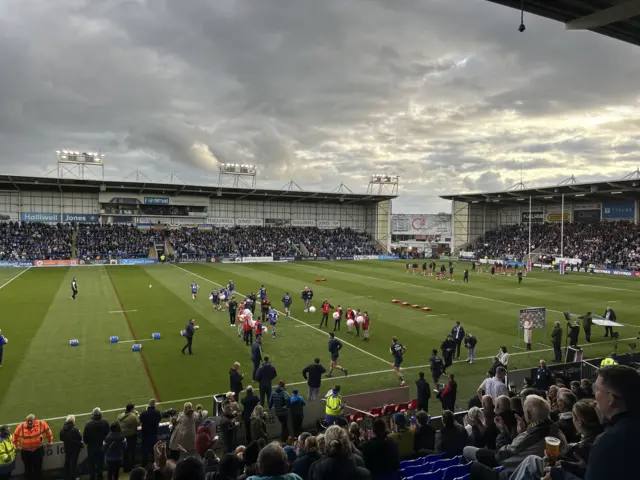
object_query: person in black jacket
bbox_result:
[551,321,563,362]
[241,386,259,443]
[250,337,263,382]
[139,400,172,468]
[436,410,468,457]
[60,415,83,480]
[603,306,617,337]
[413,411,436,455]
[302,358,327,401]
[181,319,198,355]
[464,333,477,364]
[429,349,443,385]
[360,418,400,478]
[229,362,244,401]
[451,322,465,359]
[83,408,110,480]
[293,436,322,480]
[440,335,455,374]
[255,356,277,406]
[228,299,238,327]
[415,372,431,413]
[534,360,553,392]
[309,425,372,480]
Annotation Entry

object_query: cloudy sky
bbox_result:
[1,0,640,213]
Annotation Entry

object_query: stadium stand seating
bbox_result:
[0,222,72,260]
[76,224,150,259]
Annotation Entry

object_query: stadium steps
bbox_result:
[164,239,175,256]
[148,244,157,259]
[71,227,78,258]
[299,242,310,256]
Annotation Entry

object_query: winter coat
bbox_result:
[230,369,244,393]
[255,362,277,388]
[103,431,127,462]
[302,363,326,388]
[195,426,216,458]
[83,414,110,452]
[269,386,291,418]
[140,406,167,441]
[292,450,322,480]
[289,394,306,418]
[117,410,141,437]
[59,421,84,455]
[495,420,567,472]
[250,417,268,444]
[241,393,260,421]
[169,410,196,452]
[308,454,372,480]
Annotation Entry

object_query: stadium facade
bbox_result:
[440,178,640,254]
[0,174,395,251]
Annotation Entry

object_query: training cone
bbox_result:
[69,339,79,347]
[401,302,409,306]
[422,307,433,312]
[412,305,420,309]
[110,336,119,344]
[132,344,142,352]
[391,299,400,304]
[152,333,161,340]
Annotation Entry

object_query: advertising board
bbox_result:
[354,255,378,260]
[20,212,60,223]
[235,218,265,227]
[206,218,235,227]
[34,259,78,267]
[317,220,341,229]
[291,219,316,227]
[119,258,158,265]
[0,261,33,268]
[62,213,100,223]
[573,209,601,223]
[265,218,291,227]
[603,201,635,220]
[521,212,544,223]
[0,212,19,222]
[241,256,274,263]
[378,254,399,260]
[391,214,451,236]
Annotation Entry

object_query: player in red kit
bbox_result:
[319,300,334,328]
[333,305,343,331]
[362,312,371,342]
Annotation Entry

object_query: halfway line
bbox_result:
[109,309,138,314]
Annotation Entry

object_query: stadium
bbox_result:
[2,1,640,479]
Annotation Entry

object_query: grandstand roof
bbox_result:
[0,174,394,205]
[487,0,640,47]
[440,178,640,206]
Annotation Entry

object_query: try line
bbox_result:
[6,334,631,427]
[171,264,390,366]
[0,267,32,290]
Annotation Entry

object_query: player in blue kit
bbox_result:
[268,308,278,339]
[390,336,407,386]
[220,287,229,311]
[0,329,7,367]
[282,292,292,317]
[326,333,348,377]
[227,280,235,298]
[258,285,267,301]
[211,289,220,310]
[190,282,200,300]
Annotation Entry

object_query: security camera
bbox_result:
[518,23,526,32]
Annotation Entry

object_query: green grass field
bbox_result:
[1,260,638,434]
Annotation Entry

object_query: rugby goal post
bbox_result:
[512,307,548,351]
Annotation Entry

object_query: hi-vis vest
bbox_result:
[13,420,52,452]
[325,394,344,416]
[600,357,618,367]
[0,436,16,464]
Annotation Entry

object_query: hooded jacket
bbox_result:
[195,426,216,458]
[289,394,306,417]
[302,363,326,388]
[269,386,291,418]
[59,421,83,455]
[103,431,127,462]
[83,413,110,452]
[169,410,196,452]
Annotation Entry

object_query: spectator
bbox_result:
[128,467,147,480]
[302,358,326,401]
[510,396,524,419]
[248,442,302,480]
[140,399,172,467]
[413,411,436,454]
[0,222,72,261]
[415,372,431,413]
[557,391,579,443]
[194,405,209,429]
[83,408,110,480]
[241,387,260,443]
[289,389,307,438]
[229,363,244,402]
[580,379,594,399]
[195,421,216,459]
[117,403,140,473]
[0,425,17,480]
[308,426,372,480]
[169,403,196,460]
[240,441,260,479]
[534,360,553,392]
[103,421,127,480]
[438,374,457,411]
[436,410,468,457]
[250,406,269,445]
[360,418,400,479]
[256,356,277,407]
[59,415,83,480]
[348,423,363,452]
[388,414,414,459]
[293,436,322,480]
[269,381,291,441]
[465,407,486,448]
[173,456,205,480]
[478,367,508,401]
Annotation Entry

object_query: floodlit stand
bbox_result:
[218,163,256,188]
[367,174,399,196]
[49,150,105,180]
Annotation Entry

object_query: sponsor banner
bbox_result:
[573,203,601,211]
[280,256,296,261]
[391,214,452,236]
[62,213,100,223]
[78,259,109,265]
[119,258,158,265]
[291,219,316,227]
[20,212,60,223]
[592,268,633,277]
[241,256,274,263]
[521,211,544,223]
[0,212,19,222]
[136,223,152,229]
[34,259,77,267]
[554,257,582,265]
[236,218,264,227]
[574,209,600,223]
[317,220,341,229]
[265,218,291,227]
[198,224,213,230]
[335,256,354,260]
[603,201,635,220]
[439,255,459,261]
[0,260,33,268]
[378,254,400,260]
[206,218,235,227]
[460,251,475,259]
[144,197,170,205]
[354,255,378,260]
[634,271,640,278]
[545,206,571,223]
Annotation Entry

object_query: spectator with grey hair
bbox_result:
[169,403,197,461]
[83,407,110,480]
[248,442,302,480]
[60,414,83,480]
[308,425,371,480]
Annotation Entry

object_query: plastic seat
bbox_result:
[400,457,423,469]
[408,398,419,412]
[452,475,470,480]
[421,453,446,464]
[396,402,410,414]
[383,404,398,417]
[428,457,460,472]
[442,462,472,480]
[408,469,443,480]
[369,407,383,418]
[401,463,431,478]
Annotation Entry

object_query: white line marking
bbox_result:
[108,310,138,314]
[171,264,390,365]
[116,338,155,344]
[294,324,315,328]
[519,276,639,293]
[0,267,32,290]
[6,335,634,427]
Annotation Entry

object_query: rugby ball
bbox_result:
[346,319,355,327]
[309,306,316,313]
[262,326,267,333]
[208,294,213,301]
[149,284,152,288]
[333,312,340,320]
[243,308,251,316]
[220,294,226,301]
[194,325,200,330]
[356,316,364,324]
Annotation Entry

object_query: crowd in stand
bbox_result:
[475,221,640,269]
[0,222,72,261]
[168,229,235,258]
[77,224,151,259]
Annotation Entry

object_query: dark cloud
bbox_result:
[0,0,639,212]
